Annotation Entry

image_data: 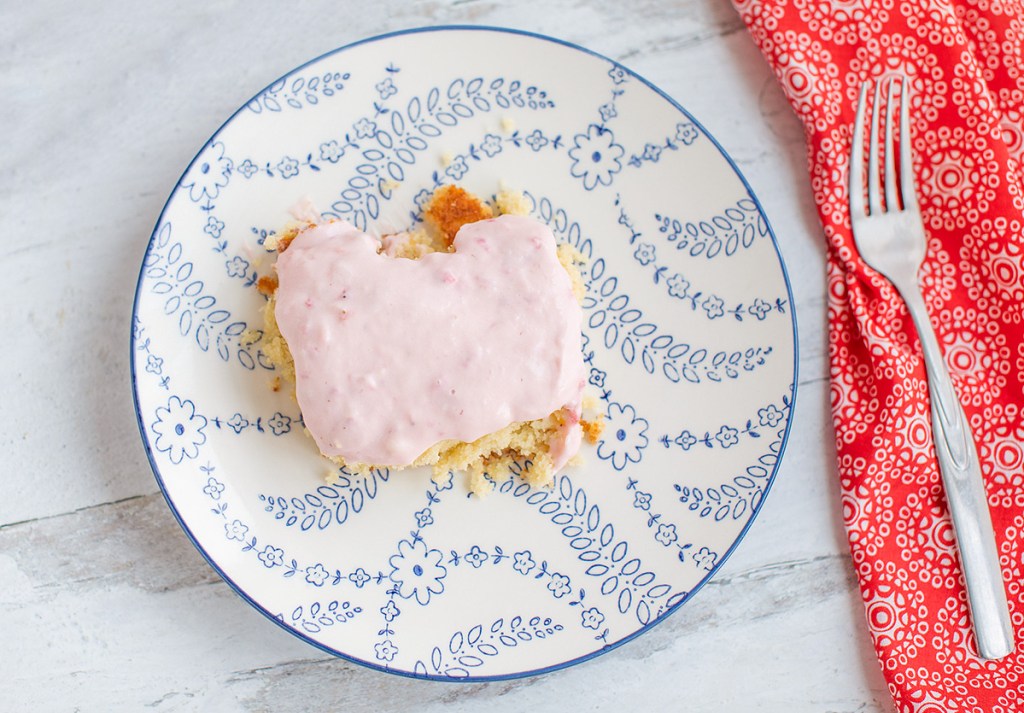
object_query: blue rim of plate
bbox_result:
[130,24,799,681]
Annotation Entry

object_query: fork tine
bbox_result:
[884,78,899,211]
[849,82,869,219]
[899,76,919,210]
[868,81,882,215]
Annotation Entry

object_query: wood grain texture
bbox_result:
[1,481,888,712]
[1,0,891,709]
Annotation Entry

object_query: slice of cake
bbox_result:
[259,185,600,494]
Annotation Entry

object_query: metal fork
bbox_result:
[849,76,1014,660]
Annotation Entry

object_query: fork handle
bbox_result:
[902,287,1015,659]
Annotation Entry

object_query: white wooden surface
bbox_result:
[2,1,894,710]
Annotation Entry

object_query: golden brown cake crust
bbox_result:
[423,184,494,248]
[256,274,278,297]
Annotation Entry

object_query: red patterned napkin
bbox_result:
[732,0,1024,710]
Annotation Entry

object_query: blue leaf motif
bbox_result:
[449,631,464,654]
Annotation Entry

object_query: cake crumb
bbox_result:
[467,468,495,497]
[381,178,401,192]
[440,151,454,167]
[495,189,531,217]
[500,116,516,133]
[256,275,279,296]
[240,328,261,346]
[271,376,281,392]
[264,225,302,254]
[580,416,606,445]
[277,227,301,253]
[381,228,444,259]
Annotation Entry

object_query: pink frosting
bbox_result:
[273,215,585,469]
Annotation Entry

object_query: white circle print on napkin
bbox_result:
[131,27,798,680]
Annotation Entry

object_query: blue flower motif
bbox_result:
[597,402,649,471]
[276,157,299,179]
[204,216,225,238]
[714,425,739,448]
[513,550,535,575]
[202,477,224,500]
[588,368,607,388]
[445,155,469,180]
[145,354,164,375]
[666,273,690,299]
[413,188,432,209]
[633,491,652,510]
[226,413,249,434]
[749,298,772,320]
[655,523,678,546]
[238,159,259,179]
[349,568,371,588]
[758,404,784,428]
[389,538,447,605]
[641,143,662,163]
[568,124,624,190]
[319,140,344,163]
[414,508,433,529]
[354,117,377,139]
[702,295,725,319]
[180,140,232,203]
[374,639,399,662]
[608,65,629,84]
[674,430,697,450]
[525,129,548,151]
[676,122,699,145]
[258,545,284,568]
[581,607,605,630]
[267,412,292,436]
[151,396,207,465]
[464,545,488,568]
[226,256,250,278]
[224,519,248,541]
[599,102,617,122]
[380,600,401,622]
[305,563,329,586]
[375,77,397,100]
[480,133,503,157]
[693,546,718,571]
[633,243,656,265]
[547,573,572,598]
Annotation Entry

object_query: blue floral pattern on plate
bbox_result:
[131,27,797,681]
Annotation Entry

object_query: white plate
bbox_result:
[131,26,798,680]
